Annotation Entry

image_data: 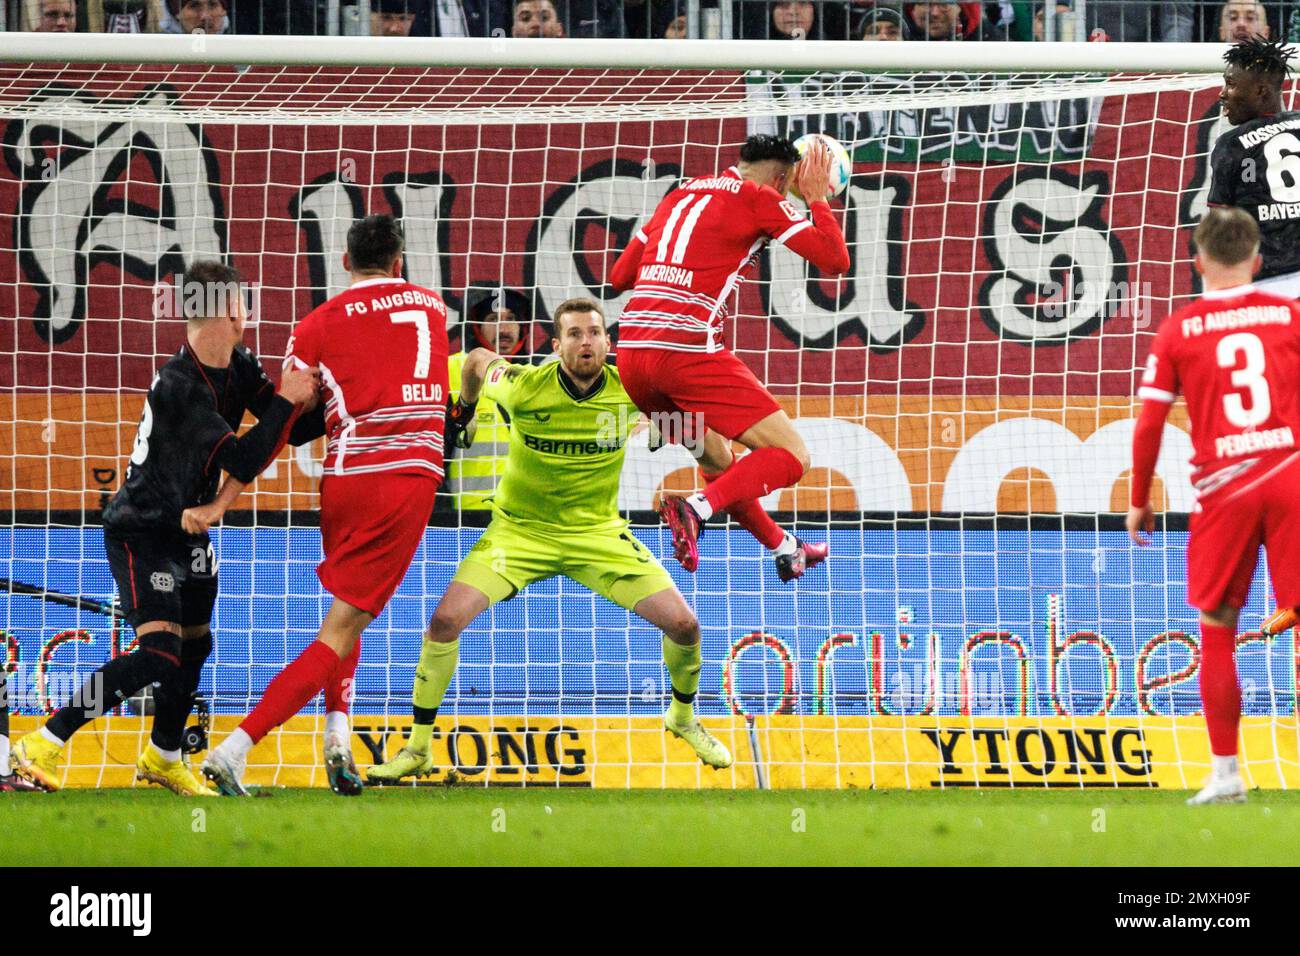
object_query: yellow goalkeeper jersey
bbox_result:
[480,357,638,530]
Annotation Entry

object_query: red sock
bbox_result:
[702,447,804,515]
[1199,623,1241,756]
[324,638,361,715]
[240,640,340,745]
[703,471,786,550]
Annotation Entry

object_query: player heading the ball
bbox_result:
[1128,206,1300,805]
[609,134,850,579]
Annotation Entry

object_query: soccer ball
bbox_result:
[789,133,852,201]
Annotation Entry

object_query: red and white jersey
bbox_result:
[1140,284,1300,494]
[610,166,849,353]
[287,277,450,479]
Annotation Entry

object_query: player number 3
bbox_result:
[1217,331,1271,428]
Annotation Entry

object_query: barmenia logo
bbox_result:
[49,886,152,936]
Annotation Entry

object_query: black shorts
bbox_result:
[104,532,218,630]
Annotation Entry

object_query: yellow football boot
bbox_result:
[136,746,216,797]
[12,730,64,792]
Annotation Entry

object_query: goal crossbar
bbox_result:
[0,36,1228,126]
[3,34,1232,72]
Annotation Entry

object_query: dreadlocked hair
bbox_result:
[1224,37,1297,85]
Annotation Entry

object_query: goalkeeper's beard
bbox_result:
[563,351,602,383]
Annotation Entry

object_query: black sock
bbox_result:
[1,669,9,740]
[45,633,181,743]
[150,631,213,754]
[412,705,439,726]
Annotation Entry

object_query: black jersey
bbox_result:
[1209,111,1300,280]
[102,344,298,537]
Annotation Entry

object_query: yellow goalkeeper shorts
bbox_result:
[453,514,675,611]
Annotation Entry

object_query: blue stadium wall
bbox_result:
[2,525,1293,719]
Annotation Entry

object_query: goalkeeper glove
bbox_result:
[445,396,478,451]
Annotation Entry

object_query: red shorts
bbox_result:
[317,472,438,617]
[1187,451,1300,612]
[616,347,781,442]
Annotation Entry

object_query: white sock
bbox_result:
[148,741,182,763]
[772,533,798,557]
[225,727,254,759]
[1212,753,1239,779]
[324,710,349,744]
[686,493,713,521]
[0,735,10,776]
[40,725,66,747]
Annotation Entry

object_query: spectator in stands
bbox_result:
[513,0,567,34]
[742,0,851,38]
[664,11,688,35]
[1218,0,1269,40]
[859,5,908,37]
[99,0,154,31]
[904,0,1003,38]
[28,0,77,31]
[771,0,815,36]
[1032,1,1071,38]
[372,0,418,34]
[162,0,231,34]
[1084,1,1192,40]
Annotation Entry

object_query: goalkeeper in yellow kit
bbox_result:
[369,297,731,780]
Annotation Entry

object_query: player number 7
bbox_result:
[390,309,432,379]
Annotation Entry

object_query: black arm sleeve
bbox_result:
[212,395,297,484]
[238,347,279,419]
[288,403,326,446]
[1207,137,1238,207]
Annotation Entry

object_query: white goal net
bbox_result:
[4,35,1295,791]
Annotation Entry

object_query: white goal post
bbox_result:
[4,35,1295,793]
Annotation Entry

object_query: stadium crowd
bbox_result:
[9,0,1295,42]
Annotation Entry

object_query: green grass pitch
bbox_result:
[4,787,1299,866]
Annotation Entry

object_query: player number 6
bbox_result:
[1264,132,1300,204]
